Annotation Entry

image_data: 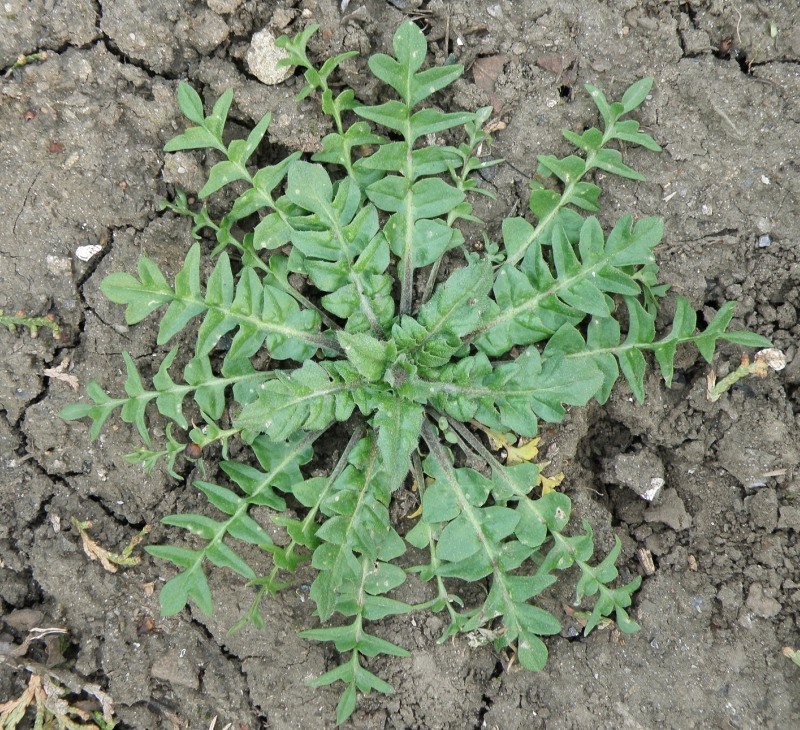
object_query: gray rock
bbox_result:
[602,449,665,501]
[644,488,692,531]
[778,506,800,532]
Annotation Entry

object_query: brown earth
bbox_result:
[1,1,800,728]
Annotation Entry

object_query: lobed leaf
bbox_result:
[235,361,361,441]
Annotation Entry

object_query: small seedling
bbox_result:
[783,646,800,667]
[706,347,785,401]
[0,309,59,338]
[2,51,48,78]
[62,22,770,724]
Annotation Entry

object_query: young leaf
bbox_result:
[337,330,395,382]
[235,361,360,441]
[620,77,653,113]
[177,81,206,124]
[373,397,424,491]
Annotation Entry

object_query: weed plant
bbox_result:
[62,22,769,724]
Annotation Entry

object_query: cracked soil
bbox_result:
[1,0,800,728]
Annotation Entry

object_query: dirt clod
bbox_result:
[748,488,779,532]
[644,488,692,531]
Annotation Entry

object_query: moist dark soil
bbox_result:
[2,1,800,728]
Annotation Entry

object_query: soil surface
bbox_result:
[2,1,800,728]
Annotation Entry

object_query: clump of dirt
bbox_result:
[2,1,799,728]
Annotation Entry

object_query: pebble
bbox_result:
[247,29,294,85]
[207,0,243,13]
[637,16,659,31]
[778,506,800,532]
[745,582,782,618]
[717,583,743,615]
[602,450,665,501]
[151,651,199,690]
[755,536,784,569]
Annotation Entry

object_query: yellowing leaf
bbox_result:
[471,421,564,493]
[470,423,509,451]
[505,437,541,466]
[471,421,544,466]
[539,471,564,495]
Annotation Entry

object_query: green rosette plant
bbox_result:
[62,21,770,724]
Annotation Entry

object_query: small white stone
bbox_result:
[641,477,664,502]
[247,29,294,85]
[76,244,102,262]
[756,348,786,372]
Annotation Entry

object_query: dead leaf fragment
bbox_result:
[484,118,507,133]
[71,518,151,573]
[137,615,156,636]
[0,663,115,728]
[470,423,564,493]
[536,54,579,98]
[473,54,507,93]
[637,547,656,576]
[75,520,119,573]
[43,358,79,390]
[539,471,565,495]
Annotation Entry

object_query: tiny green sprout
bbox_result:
[707,348,785,402]
[783,646,800,667]
[61,21,771,725]
[3,50,48,78]
[0,308,59,338]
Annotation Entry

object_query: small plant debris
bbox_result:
[70,518,151,573]
[706,347,785,401]
[0,629,115,730]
